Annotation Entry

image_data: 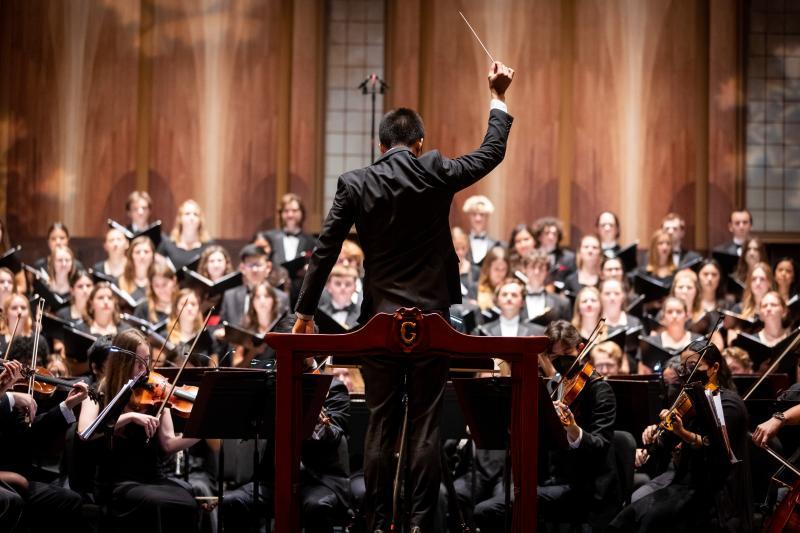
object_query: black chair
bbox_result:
[613,430,637,505]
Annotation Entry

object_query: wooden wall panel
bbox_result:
[0,0,139,239]
[571,0,709,247]
[146,0,285,239]
[0,0,745,252]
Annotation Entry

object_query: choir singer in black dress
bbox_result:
[293,61,514,533]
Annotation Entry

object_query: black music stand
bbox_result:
[183,369,274,533]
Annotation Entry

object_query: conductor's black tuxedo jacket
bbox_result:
[296,108,513,321]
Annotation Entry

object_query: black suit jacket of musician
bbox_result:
[264,229,316,271]
[296,108,513,321]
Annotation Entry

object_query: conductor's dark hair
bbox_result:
[379,108,425,148]
[545,320,581,352]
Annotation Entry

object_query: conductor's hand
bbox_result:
[488,61,514,100]
[292,317,315,334]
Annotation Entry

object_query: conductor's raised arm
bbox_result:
[437,61,515,192]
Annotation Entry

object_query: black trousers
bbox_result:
[112,478,199,533]
[0,482,22,532]
[360,353,449,531]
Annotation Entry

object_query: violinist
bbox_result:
[0,337,89,533]
[76,329,200,532]
[610,341,752,532]
[475,320,619,531]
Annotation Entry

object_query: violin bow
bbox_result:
[550,318,606,401]
[3,315,21,362]
[151,298,189,369]
[742,325,800,401]
[25,299,45,426]
[150,307,215,430]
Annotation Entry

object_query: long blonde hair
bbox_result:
[645,229,675,276]
[741,262,775,318]
[170,199,210,243]
[119,236,154,295]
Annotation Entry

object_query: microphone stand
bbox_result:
[358,74,389,163]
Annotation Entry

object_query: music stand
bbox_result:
[183,369,274,533]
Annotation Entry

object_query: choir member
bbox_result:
[92,228,129,280]
[318,265,361,329]
[599,278,637,327]
[231,281,279,366]
[158,199,212,270]
[197,244,232,282]
[452,227,479,301]
[84,282,122,337]
[46,245,77,299]
[476,278,543,337]
[0,294,48,364]
[57,270,94,324]
[638,297,700,374]
[572,286,603,340]
[670,269,704,324]
[335,239,364,302]
[462,195,501,265]
[507,224,535,273]
[134,263,177,325]
[698,259,725,313]
[596,211,621,255]
[32,222,84,272]
[641,229,676,283]
[0,267,16,309]
[476,247,509,312]
[755,291,791,348]
[733,237,767,283]
[774,257,797,302]
[520,249,571,321]
[118,236,155,301]
[660,212,702,268]
[125,190,154,233]
[264,192,315,267]
[713,209,753,257]
[612,342,752,531]
[600,256,625,283]
[564,234,602,293]
[165,288,211,367]
[591,341,627,376]
[219,244,288,330]
[532,216,576,282]
[76,329,200,532]
[734,261,774,318]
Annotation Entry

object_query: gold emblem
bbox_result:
[400,321,417,346]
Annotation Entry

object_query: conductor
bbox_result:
[293,61,514,532]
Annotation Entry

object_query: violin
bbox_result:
[655,381,718,436]
[130,371,198,419]
[0,360,100,402]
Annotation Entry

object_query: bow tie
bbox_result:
[471,233,487,240]
[333,304,354,313]
[284,231,301,238]
[527,291,545,297]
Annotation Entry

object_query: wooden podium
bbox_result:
[266,308,548,532]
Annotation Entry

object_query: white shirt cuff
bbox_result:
[490,99,508,113]
[5,392,14,411]
[59,401,76,424]
[567,427,583,448]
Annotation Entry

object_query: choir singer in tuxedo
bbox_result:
[293,61,514,533]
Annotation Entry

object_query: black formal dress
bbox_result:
[548,247,577,283]
[295,106,513,531]
[157,239,211,271]
[608,387,752,532]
